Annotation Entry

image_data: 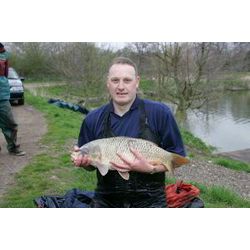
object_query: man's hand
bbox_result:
[110,148,165,174]
[71,145,92,168]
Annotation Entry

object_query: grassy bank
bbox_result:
[212,157,250,173]
[0,91,96,208]
[180,130,250,173]
[0,89,249,207]
[23,76,65,84]
[166,178,250,208]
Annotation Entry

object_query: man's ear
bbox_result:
[106,74,110,87]
[136,75,140,87]
[106,78,110,88]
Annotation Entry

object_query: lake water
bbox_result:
[184,90,250,153]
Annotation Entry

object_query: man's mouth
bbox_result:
[116,93,128,96]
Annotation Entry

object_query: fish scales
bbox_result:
[89,137,164,165]
[79,137,189,180]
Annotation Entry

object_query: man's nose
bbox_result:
[117,81,125,89]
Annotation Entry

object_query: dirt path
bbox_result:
[0,104,47,199]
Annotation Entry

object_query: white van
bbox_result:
[8,67,24,105]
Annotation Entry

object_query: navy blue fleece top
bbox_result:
[78,97,186,156]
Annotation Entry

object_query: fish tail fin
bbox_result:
[172,153,190,167]
[162,153,189,175]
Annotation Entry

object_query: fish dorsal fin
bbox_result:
[118,171,130,180]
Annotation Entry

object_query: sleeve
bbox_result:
[77,117,94,147]
[157,105,186,157]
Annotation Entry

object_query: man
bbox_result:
[0,43,26,156]
[71,57,186,207]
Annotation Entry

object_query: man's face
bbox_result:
[107,64,140,106]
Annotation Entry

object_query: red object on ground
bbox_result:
[165,181,200,208]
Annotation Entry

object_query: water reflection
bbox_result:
[184,90,250,152]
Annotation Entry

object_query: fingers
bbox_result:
[84,157,92,166]
[116,152,133,166]
[79,156,91,166]
[71,144,92,167]
[129,147,144,159]
[116,148,144,164]
[73,145,80,152]
[114,149,144,172]
[74,157,83,167]
[71,152,91,167]
[70,151,79,162]
[113,148,152,173]
[110,161,131,172]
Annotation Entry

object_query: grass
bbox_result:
[217,71,250,89]
[41,85,69,97]
[1,86,249,207]
[29,84,108,109]
[165,178,250,208]
[0,91,96,208]
[180,129,214,156]
[178,129,250,173]
[23,75,65,84]
[1,152,96,207]
[212,157,250,173]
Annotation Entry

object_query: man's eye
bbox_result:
[112,79,119,83]
[124,79,131,83]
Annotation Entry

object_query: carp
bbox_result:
[76,136,189,180]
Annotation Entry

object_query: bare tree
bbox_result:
[150,42,225,113]
[51,43,113,97]
[9,42,52,77]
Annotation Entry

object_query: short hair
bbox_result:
[109,57,138,75]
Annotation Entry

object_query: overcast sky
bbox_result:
[97,42,127,51]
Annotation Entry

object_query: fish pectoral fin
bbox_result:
[91,145,102,161]
[95,162,109,176]
[118,171,130,180]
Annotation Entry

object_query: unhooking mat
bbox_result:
[48,98,89,115]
